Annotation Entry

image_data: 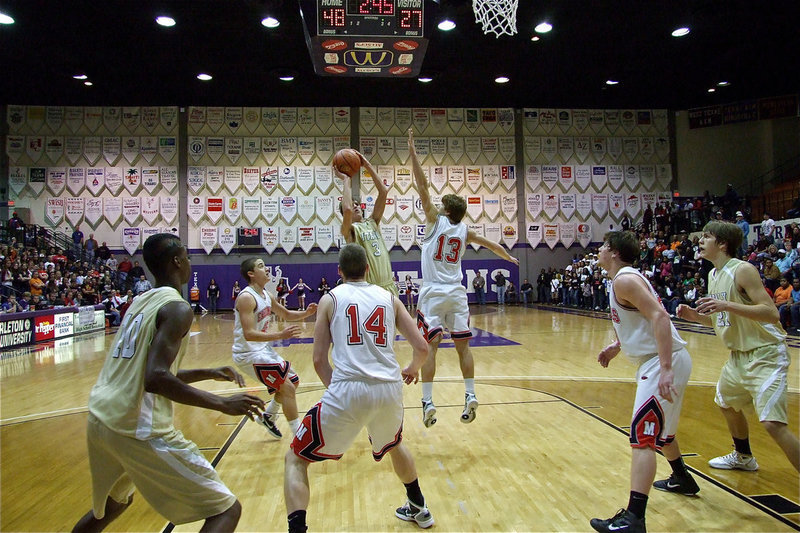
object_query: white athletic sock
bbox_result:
[464,378,475,395]
[422,382,433,403]
[288,417,300,435]
[265,399,280,416]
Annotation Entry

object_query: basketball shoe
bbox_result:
[258,412,282,438]
[590,509,646,533]
[422,400,437,428]
[652,472,700,495]
[460,393,478,423]
[395,500,434,529]
[708,450,758,470]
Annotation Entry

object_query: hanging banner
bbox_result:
[103,107,122,132]
[139,136,158,164]
[297,196,315,223]
[45,136,64,162]
[391,166,410,193]
[6,135,24,163]
[559,193,576,219]
[225,197,241,225]
[497,108,514,133]
[311,137,331,165]
[159,106,177,131]
[28,167,46,196]
[219,226,236,255]
[278,166,296,193]
[123,167,141,195]
[481,137,498,162]
[591,165,607,190]
[465,166,482,193]
[122,228,141,256]
[394,108,411,135]
[64,107,83,133]
[27,136,44,162]
[45,198,65,226]
[484,223,502,248]
[586,109,604,133]
[576,193,592,220]
[293,166,313,194]
[261,196,279,223]
[484,194,500,220]
[559,165,574,191]
[84,197,103,227]
[653,109,668,133]
[524,136,541,161]
[205,166,223,194]
[525,165,542,190]
[279,196,297,223]
[477,165,496,192]
[442,107,461,133]
[187,166,206,194]
[224,166,242,194]
[159,165,177,194]
[605,110,620,133]
[225,137,243,164]
[279,107,298,134]
[500,194,517,220]
[206,136,224,163]
[242,197,261,225]
[375,137,394,163]
[205,197,223,224]
[188,136,206,162]
[577,223,592,248]
[464,223,482,251]
[261,107,279,133]
[103,196,123,226]
[121,136,140,164]
[280,226,297,254]
[608,193,625,219]
[378,223,396,250]
[261,227,279,254]
[123,197,141,224]
[466,196,483,221]
[591,137,607,162]
[543,193,559,219]
[622,138,639,161]
[67,167,86,195]
[119,106,140,132]
[639,165,656,190]
[360,107,377,133]
[65,197,84,226]
[9,166,27,195]
[522,108,539,133]
[557,137,574,162]
[61,136,82,165]
[46,167,66,195]
[141,196,160,225]
[375,107,395,134]
[187,196,204,223]
[605,137,621,162]
[461,137,479,164]
[540,137,557,161]
[242,137,261,165]
[313,195,333,223]
[158,136,177,162]
[45,106,63,132]
[428,137,446,164]
[142,106,159,132]
[279,137,298,164]
[297,226,315,254]
[573,165,591,192]
[543,223,559,249]
[81,136,101,165]
[624,165,640,190]
[412,108,430,133]
[620,110,637,133]
[526,193,542,218]
[86,167,105,196]
[314,225,333,253]
[570,136,589,164]
[526,222,543,248]
[501,223,518,249]
[394,196,413,222]
[314,166,332,194]
[225,107,242,134]
[295,137,314,164]
[141,167,159,193]
[200,227,218,255]
[445,137,463,162]
[625,193,641,218]
[102,136,121,165]
[592,193,609,219]
[654,137,670,162]
[656,164,672,188]
[500,165,516,191]
[396,224,413,252]
[541,165,558,190]
[639,137,654,161]
[560,222,576,248]
[241,166,260,194]
[84,107,102,132]
[161,195,178,224]
[608,165,624,191]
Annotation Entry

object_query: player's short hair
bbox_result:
[703,221,742,257]
[603,231,640,264]
[339,243,367,279]
[442,194,467,223]
[240,257,260,281]
[142,233,182,275]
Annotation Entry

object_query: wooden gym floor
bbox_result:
[1,304,798,532]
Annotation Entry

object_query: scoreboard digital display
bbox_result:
[237,227,261,246]
[317,0,424,37]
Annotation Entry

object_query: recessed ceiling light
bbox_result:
[534,22,552,33]
[707,88,716,93]
[84,81,93,86]
[438,19,456,31]
[717,81,730,87]
[0,12,14,24]
[530,35,540,42]
[197,73,213,81]
[418,77,433,83]
[605,79,619,85]
[73,74,88,80]
[495,76,510,84]
[671,27,690,37]
[279,75,295,81]
[262,16,280,28]
[155,16,176,27]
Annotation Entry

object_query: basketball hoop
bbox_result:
[473,0,518,38]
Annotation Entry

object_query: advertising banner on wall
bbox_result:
[122,227,141,256]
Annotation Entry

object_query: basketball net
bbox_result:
[473,0,518,38]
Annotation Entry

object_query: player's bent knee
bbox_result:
[761,419,788,437]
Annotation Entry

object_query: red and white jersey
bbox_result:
[329,281,399,383]
[609,266,686,361]
[421,214,468,285]
[233,285,274,357]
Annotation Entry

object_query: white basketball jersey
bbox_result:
[232,285,274,356]
[329,281,400,383]
[609,266,686,361]
[421,214,468,285]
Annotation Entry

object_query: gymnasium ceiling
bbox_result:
[1,0,799,111]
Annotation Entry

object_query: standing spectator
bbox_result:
[761,212,776,244]
[494,271,507,305]
[291,278,312,311]
[29,271,45,297]
[276,279,289,308]
[206,278,221,314]
[134,275,152,295]
[231,279,242,304]
[117,256,132,286]
[317,277,332,297]
[536,268,550,304]
[735,211,750,256]
[520,278,534,306]
[128,261,145,281]
[403,274,418,314]
[71,225,84,260]
[642,204,653,233]
[8,212,25,244]
[592,271,607,310]
[96,241,111,265]
[84,233,99,264]
[472,271,486,305]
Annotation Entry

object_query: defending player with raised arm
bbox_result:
[284,243,433,533]
[73,234,264,533]
[589,231,698,533]
[234,258,317,439]
[337,150,398,295]
[677,221,798,472]
[408,127,519,427]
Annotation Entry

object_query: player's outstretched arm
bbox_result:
[393,296,428,384]
[270,289,318,321]
[408,128,438,224]
[356,150,389,224]
[312,294,335,387]
[467,230,520,265]
[676,303,711,326]
[338,169,356,243]
[145,301,265,418]
[696,262,779,323]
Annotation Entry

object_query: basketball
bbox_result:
[333,148,361,177]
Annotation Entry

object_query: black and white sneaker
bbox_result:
[257,412,282,438]
[590,509,646,533]
[460,393,478,423]
[395,500,434,529]
[653,472,700,495]
[422,400,437,428]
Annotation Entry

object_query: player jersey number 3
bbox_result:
[111,313,144,359]
[433,234,462,263]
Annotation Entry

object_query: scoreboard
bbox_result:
[300,0,429,77]
[236,227,261,246]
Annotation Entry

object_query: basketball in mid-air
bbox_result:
[333,148,361,177]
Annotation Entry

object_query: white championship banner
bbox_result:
[502,223,518,249]
[161,196,178,224]
[123,167,141,195]
[65,197,85,226]
[122,197,141,225]
[67,167,85,195]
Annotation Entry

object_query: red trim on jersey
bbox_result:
[291,402,343,463]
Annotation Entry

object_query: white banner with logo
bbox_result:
[526,223,542,248]
[280,196,297,223]
[500,194,517,220]
[541,136,557,161]
[206,197,224,224]
[314,196,334,223]
[624,165,640,190]
[543,193,559,219]
[607,165,624,191]
[122,227,141,256]
[465,166,482,193]
[526,193,542,218]
[65,197,84,226]
[123,167,141,195]
[298,226,316,254]
[200,227,218,255]
[139,136,158,164]
[575,193,592,220]
[482,165,500,192]
[482,194,499,220]
[625,193,641,218]
[242,197,261,224]
[161,195,178,224]
[316,225,334,253]
[609,193,625,220]
[224,166,242,194]
[261,196,279,223]
[45,198,65,226]
[465,196,482,221]
[541,165,558,190]
[278,166,296,193]
[380,223,397,250]
[280,226,297,254]
[501,223,518,249]
[122,197,141,225]
[591,166,607,190]
[66,167,85,195]
[261,227,279,254]
[297,196,316,223]
[577,223,592,248]
[500,165,516,191]
[398,224,415,252]
[559,193,576,219]
[141,196,160,225]
[219,226,236,255]
[45,136,64,163]
[560,222,576,248]
[141,167,159,194]
[46,167,66,195]
[394,196,413,222]
[543,223,559,249]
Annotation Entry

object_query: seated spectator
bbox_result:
[31,294,49,310]
[783,278,800,335]
[101,291,121,326]
[761,257,781,292]
[18,292,30,311]
[134,275,152,295]
[2,294,23,313]
[519,278,534,306]
[775,247,798,282]
[774,277,793,326]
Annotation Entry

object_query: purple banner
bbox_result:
[191,258,519,309]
